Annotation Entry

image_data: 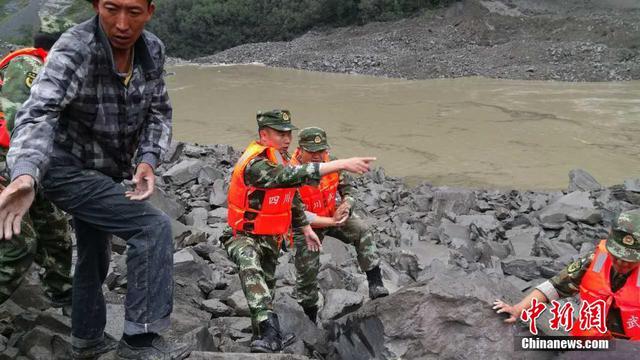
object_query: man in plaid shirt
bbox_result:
[0,1,190,359]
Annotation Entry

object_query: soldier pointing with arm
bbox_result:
[225,109,376,353]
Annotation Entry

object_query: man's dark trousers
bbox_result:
[40,149,173,348]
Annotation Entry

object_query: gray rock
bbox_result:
[208,207,228,222]
[568,169,602,192]
[226,290,250,317]
[174,248,198,264]
[201,299,233,317]
[320,289,364,320]
[534,236,579,259]
[438,220,471,245]
[457,214,500,235]
[501,256,555,281]
[327,265,532,360]
[505,227,541,258]
[180,327,219,352]
[431,188,476,219]
[538,191,597,228]
[171,218,191,248]
[209,179,228,207]
[181,229,208,247]
[149,188,185,219]
[623,178,640,193]
[185,208,209,228]
[19,326,70,360]
[163,159,205,185]
[105,304,125,340]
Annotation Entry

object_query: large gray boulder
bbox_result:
[327,263,539,360]
[163,159,205,185]
[431,188,476,219]
[538,192,602,228]
[568,169,602,192]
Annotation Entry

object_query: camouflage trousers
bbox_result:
[224,232,280,335]
[294,213,380,309]
[0,174,73,303]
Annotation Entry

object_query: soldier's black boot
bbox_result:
[366,266,389,300]
[303,305,318,324]
[251,313,283,353]
[274,313,296,348]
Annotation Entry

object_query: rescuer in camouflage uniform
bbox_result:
[225,110,376,352]
[0,16,75,307]
[494,209,640,339]
[292,127,388,323]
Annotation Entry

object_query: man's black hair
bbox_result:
[33,32,63,51]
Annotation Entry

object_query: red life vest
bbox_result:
[0,48,48,148]
[571,240,640,340]
[291,149,340,221]
[227,141,297,237]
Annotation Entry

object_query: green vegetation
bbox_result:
[149,0,453,59]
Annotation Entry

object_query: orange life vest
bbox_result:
[0,47,48,86]
[571,240,640,340]
[227,141,297,237]
[291,149,340,221]
[0,48,48,148]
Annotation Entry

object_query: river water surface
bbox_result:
[167,64,640,190]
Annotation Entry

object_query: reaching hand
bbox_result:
[492,299,520,323]
[0,175,36,240]
[302,225,321,252]
[125,163,156,201]
[335,201,351,220]
[340,157,376,175]
[332,207,349,226]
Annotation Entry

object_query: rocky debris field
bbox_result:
[194,0,640,82]
[1,141,640,359]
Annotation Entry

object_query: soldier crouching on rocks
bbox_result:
[494,209,640,340]
[290,127,389,323]
[225,109,377,353]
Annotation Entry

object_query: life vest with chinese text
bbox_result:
[291,149,339,221]
[227,141,297,236]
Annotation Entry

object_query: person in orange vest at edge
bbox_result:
[225,109,377,353]
[289,127,389,324]
[494,209,640,340]
[0,15,76,312]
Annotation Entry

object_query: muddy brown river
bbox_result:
[166,64,640,190]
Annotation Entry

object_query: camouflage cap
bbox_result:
[298,126,330,152]
[606,209,640,262]
[39,15,76,35]
[256,109,298,131]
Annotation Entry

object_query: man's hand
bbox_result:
[340,157,376,175]
[332,207,349,226]
[0,175,36,240]
[335,201,351,222]
[492,299,521,323]
[302,224,321,252]
[125,163,156,201]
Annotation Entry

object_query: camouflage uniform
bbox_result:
[535,209,640,337]
[0,22,73,304]
[293,175,380,309]
[292,127,381,309]
[224,110,321,334]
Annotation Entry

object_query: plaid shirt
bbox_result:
[8,16,172,183]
